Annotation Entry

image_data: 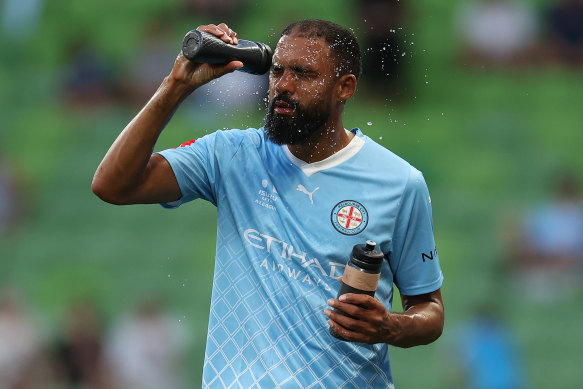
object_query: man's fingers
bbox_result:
[324,307,368,333]
[218,23,239,44]
[197,23,238,45]
[337,293,379,308]
[327,300,363,319]
[214,60,244,77]
[327,319,366,342]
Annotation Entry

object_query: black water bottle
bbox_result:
[182,30,272,75]
[330,240,384,341]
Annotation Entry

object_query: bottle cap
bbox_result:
[350,241,384,271]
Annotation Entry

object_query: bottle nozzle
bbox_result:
[365,240,376,251]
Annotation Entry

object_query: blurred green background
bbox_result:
[1,0,582,388]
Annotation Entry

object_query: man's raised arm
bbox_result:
[91,23,243,205]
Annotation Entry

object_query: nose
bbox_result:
[272,70,295,95]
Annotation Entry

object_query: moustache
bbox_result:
[269,94,299,112]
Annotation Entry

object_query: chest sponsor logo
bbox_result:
[331,200,368,235]
[244,229,346,291]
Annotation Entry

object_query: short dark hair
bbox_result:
[281,19,362,80]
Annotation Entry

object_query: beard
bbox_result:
[263,93,331,145]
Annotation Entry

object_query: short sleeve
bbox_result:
[156,131,230,208]
[389,167,443,296]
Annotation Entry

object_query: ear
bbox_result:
[335,74,357,103]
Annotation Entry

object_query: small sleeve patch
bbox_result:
[178,139,196,148]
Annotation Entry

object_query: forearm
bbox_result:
[91,77,191,202]
[382,295,444,348]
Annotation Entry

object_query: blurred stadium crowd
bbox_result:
[0,293,189,388]
[1,0,582,388]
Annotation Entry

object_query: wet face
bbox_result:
[263,34,338,145]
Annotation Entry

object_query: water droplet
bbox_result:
[379,136,383,140]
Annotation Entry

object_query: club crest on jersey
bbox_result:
[331,200,368,235]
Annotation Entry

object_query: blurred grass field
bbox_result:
[1,0,582,387]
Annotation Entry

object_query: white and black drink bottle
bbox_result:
[182,30,273,75]
[330,240,384,341]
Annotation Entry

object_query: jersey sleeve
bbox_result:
[389,166,443,296]
[156,130,244,208]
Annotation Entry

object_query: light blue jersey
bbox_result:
[158,128,443,388]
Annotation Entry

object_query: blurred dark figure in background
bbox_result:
[0,154,24,238]
[0,288,47,388]
[52,301,110,389]
[120,16,178,108]
[508,172,583,303]
[358,0,410,100]
[450,305,526,389]
[61,39,121,110]
[455,0,539,68]
[543,0,583,67]
[104,298,189,389]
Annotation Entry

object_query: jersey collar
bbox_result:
[282,128,365,177]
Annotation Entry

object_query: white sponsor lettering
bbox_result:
[301,257,327,277]
[247,229,338,291]
[328,262,345,278]
[258,258,332,290]
[288,267,301,279]
[244,229,264,249]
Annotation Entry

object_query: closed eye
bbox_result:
[292,66,316,77]
[270,64,284,75]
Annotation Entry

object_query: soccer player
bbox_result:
[92,20,444,388]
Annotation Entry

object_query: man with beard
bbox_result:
[93,20,444,388]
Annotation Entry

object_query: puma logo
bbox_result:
[296,184,319,205]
